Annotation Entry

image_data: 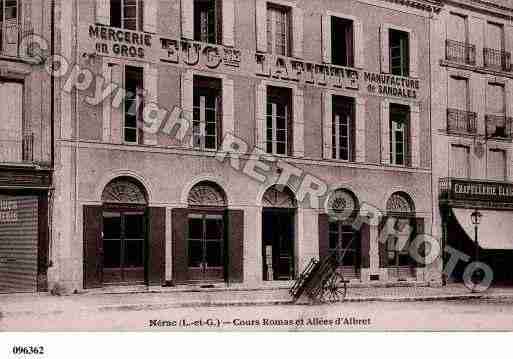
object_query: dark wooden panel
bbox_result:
[172,208,189,284]
[83,206,103,289]
[147,207,166,286]
[318,214,329,260]
[227,210,244,283]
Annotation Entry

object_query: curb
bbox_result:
[2,293,509,319]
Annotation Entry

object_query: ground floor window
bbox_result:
[329,221,360,270]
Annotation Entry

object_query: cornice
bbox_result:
[443,0,513,19]
[383,0,443,13]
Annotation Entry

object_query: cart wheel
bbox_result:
[324,273,347,303]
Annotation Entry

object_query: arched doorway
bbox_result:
[325,189,361,280]
[101,177,148,285]
[186,181,227,282]
[262,185,297,281]
[382,191,419,281]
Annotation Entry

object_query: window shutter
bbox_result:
[410,105,420,168]
[143,0,158,33]
[102,61,112,143]
[360,223,370,268]
[172,208,189,284]
[181,70,194,148]
[414,218,425,268]
[255,0,267,52]
[380,25,390,73]
[223,78,235,138]
[322,91,332,159]
[355,97,366,163]
[322,15,331,63]
[111,64,123,144]
[378,217,388,268]
[381,101,390,165]
[505,25,513,63]
[354,20,364,68]
[222,0,235,46]
[83,206,103,289]
[409,31,418,77]
[227,210,244,283]
[96,0,110,25]
[292,7,304,58]
[318,214,329,260]
[293,88,305,157]
[147,207,166,286]
[255,83,266,150]
[143,64,158,145]
[181,0,194,39]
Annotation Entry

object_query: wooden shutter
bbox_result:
[318,214,329,260]
[381,101,390,165]
[147,207,165,286]
[172,208,189,284]
[354,20,364,68]
[378,217,388,268]
[111,64,123,144]
[409,31,418,77]
[414,218,425,268]
[292,7,304,58]
[360,223,370,268]
[37,194,50,292]
[255,0,267,52]
[322,91,332,159]
[293,88,305,157]
[322,15,331,63]
[83,206,103,289]
[143,0,158,33]
[222,0,235,46]
[181,71,194,148]
[255,83,266,150]
[223,78,235,137]
[380,25,390,73]
[227,210,244,283]
[143,64,158,145]
[96,0,110,25]
[181,0,194,39]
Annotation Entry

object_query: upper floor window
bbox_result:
[488,149,507,181]
[0,0,17,21]
[389,104,410,166]
[194,0,221,44]
[389,29,409,76]
[111,0,143,31]
[193,76,222,151]
[450,144,470,179]
[332,96,355,161]
[267,3,291,56]
[0,81,25,163]
[124,66,144,144]
[331,17,354,67]
[266,86,292,155]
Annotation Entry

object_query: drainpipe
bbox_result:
[50,0,55,169]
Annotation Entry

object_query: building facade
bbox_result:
[0,0,53,294]
[432,0,513,284]
[49,0,442,293]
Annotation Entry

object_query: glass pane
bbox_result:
[205,136,217,150]
[188,240,203,267]
[205,218,223,240]
[206,241,223,267]
[276,142,286,155]
[125,128,137,143]
[103,215,121,239]
[329,232,338,250]
[124,240,144,267]
[189,218,203,240]
[104,240,121,268]
[123,19,137,31]
[125,214,143,239]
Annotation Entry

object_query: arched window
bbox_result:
[386,192,415,215]
[262,185,297,208]
[102,177,148,205]
[188,181,227,207]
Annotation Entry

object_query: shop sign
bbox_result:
[449,179,513,204]
[0,199,18,224]
[88,25,153,60]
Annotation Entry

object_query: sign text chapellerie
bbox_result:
[89,25,153,59]
[0,199,18,224]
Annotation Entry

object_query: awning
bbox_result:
[452,208,513,250]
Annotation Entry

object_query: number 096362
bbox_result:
[12,346,44,355]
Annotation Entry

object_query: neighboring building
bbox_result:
[0,0,53,293]
[50,0,442,293]
[433,0,513,284]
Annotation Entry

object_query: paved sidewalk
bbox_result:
[2,284,513,318]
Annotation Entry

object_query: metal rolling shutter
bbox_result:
[0,196,39,294]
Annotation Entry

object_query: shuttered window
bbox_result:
[332,96,355,161]
[487,83,505,116]
[488,149,506,181]
[266,86,292,155]
[487,22,503,51]
[194,0,221,44]
[448,13,467,43]
[124,66,144,144]
[111,0,143,31]
[389,104,410,166]
[193,76,222,151]
[450,144,470,179]
[449,77,469,111]
[331,17,354,67]
[390,29,409,77]
[267,4,290,56]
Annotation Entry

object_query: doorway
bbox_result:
[102,210,146,285]
[187,213,224,282]
[262,208,295,280]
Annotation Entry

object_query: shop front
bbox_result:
[440,178,513,285]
